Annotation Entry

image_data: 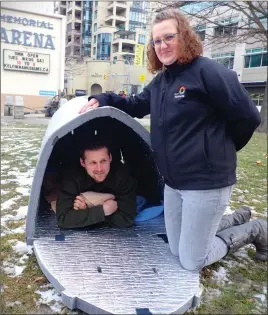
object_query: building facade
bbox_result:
[54,1,154,96]
[1,4,66,115]
[187,2,267,110]
[54,1,152,64]
[66,55,154,96]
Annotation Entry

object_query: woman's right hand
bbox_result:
[79,98,99,114]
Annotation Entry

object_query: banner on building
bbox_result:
[134,44,144,66]
[3,49,50,74]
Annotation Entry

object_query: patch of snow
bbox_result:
[6,301,22,307]
[12,241,33,255]
[212,266,228,283]
[254,294,266,303]
[1,214,16,226]
[15,206,28,220]
[233,248,250,259]
[35,287,64,313]
[252,199,261,203]
[224,206,233,215]
[8,226,25,235]
[1,206,28,228]
[19,254,29,264]
[8,171,33,187]
[1,197,20,210]
[14,265,25,276]
[16,187,30,196]
[234,188,243,193]
[0,284,7,293]
[1,165,10,171]
[1,190,9,195]
[2,262,25,277]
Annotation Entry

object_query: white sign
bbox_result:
[3,49,50,74]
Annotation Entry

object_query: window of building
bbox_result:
[249,93,264,107]
[211,52,235,69]
[93,47,96,56]
[195,24,206,41]
[132,2,150,10]
[244,48,268,68]
[94,23,97,32]
[214,23,238,36]
[214,16,239,37]
[138,34,146,44]
[94,35,97,43]
[94,10,98,19]
[97,33,112,60]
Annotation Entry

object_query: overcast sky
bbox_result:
[2,1,55,14]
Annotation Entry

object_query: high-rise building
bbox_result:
[54,1,152,65]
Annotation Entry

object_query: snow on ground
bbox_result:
[1,127,67,312]
[212,266,228,283]
[2,206,28,227]
[35,285,64,313]
[12,241,33,255]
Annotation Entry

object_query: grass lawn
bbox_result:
[1,123,267,314]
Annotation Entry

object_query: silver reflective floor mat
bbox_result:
[33,211,200,314]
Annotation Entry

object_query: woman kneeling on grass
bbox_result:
[79,9,267,270]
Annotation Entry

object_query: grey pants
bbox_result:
[164,184,234,271]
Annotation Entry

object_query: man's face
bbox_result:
[80,148,112,183]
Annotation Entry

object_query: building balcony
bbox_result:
[112,38,136,46]
[105,14,126,23]
[121,49,135,54]
[75,15,82,23]
[108,2,114,10]
[113,30,136,41]
[116,1,127,9]
[108,1,127,10]
[67,29,81,36]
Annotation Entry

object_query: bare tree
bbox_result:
[154,1,267,132]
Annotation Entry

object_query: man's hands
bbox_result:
[79,98,99,114]
[74,194,118,216]
[103,200,118,216]
[73,195,87,210]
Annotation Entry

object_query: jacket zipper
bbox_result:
[161,88,171,184]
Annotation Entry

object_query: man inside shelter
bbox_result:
[44,141,137,229]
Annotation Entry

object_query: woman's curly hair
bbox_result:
[147,9,203,74]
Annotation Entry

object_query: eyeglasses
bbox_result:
[150,33,179,48]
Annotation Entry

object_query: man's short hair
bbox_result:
[79,142,111,161]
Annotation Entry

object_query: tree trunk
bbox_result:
[257,77,267,133]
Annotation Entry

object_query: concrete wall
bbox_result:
[1,6,66,114]
[242,67,268,82]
